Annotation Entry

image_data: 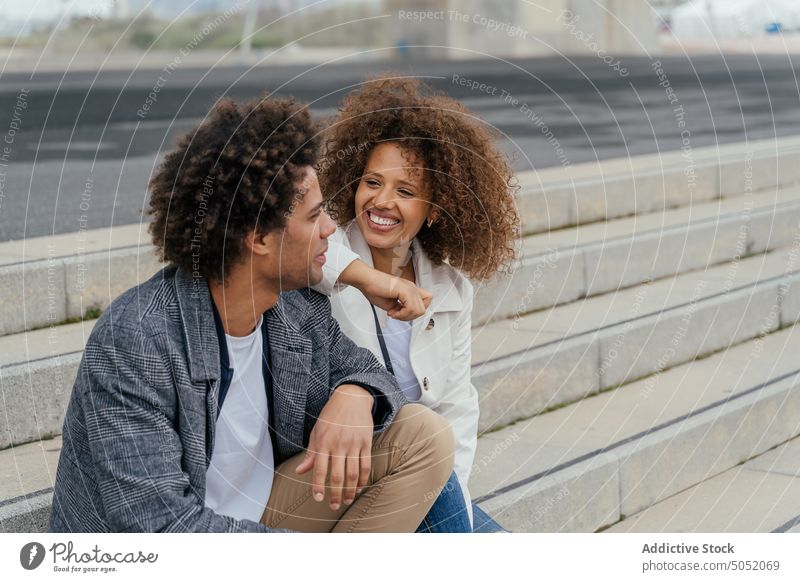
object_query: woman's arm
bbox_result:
[315,234,431,320]
[341,260,432,320]
[318,228,360,295]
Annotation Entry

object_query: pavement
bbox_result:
[2,53,800,240]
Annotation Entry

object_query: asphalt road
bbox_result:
[1,53,799,241]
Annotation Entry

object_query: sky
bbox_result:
[0,0,369,38]
[0,0,346,22]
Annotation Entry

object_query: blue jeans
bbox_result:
[415,472,509,533]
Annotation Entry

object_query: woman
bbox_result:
[315,76,519,532]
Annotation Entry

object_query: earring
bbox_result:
[427,217,435,228]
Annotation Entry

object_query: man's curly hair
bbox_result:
[148,94,319,282]
[317,75,519,281]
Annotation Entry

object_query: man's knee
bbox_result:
[390,403,454,477]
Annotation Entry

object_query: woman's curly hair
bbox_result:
[317,75,519,281]
[148,94,319,282]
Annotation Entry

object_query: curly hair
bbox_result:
[317,75,519,281]
[147,94,319,282]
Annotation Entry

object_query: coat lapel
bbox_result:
[173,268,222,466]
[265,292,313,461]
[408,238,465,346]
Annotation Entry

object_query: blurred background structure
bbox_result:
[6,0,800,68]
[2,1,800,535]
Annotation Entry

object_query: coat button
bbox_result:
[425,318,435,330]
[423,377,429,390]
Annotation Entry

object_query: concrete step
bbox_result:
[473,243,800,431]
[0,319,94,449]
[0,223,160,337]
[0,436,60,533]
[2,239,799,450]
[517,135,800,236]
[473,185,800,325]
[467,323,800,533]
[604,436,800,533]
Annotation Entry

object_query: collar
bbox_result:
[174,267,314,383]
[210,291,231,373]
[174,268,223,383]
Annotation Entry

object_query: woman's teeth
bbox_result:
[368,211,399,226]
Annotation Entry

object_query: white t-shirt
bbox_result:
[383,316,422,402]
[205,315,275,522]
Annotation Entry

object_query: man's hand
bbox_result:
[295,384,375,510]
[339,260,432,321]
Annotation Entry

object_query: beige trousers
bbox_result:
[260,403,454,532]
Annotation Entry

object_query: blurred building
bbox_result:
[385,0,660,58]
[2,0,663,59]
[670,0,800,39]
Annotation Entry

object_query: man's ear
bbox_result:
[244,228,272,256]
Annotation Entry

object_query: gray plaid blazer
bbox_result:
[49,266,406,533]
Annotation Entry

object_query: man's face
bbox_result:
[260,167,336,290]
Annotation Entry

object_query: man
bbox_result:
[49,95,454,533]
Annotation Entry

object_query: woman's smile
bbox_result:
[366,209,401,231]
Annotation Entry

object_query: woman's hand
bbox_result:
[339,259,432,320]
[295,384,375,510]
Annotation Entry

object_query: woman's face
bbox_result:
[354,142,434,251]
